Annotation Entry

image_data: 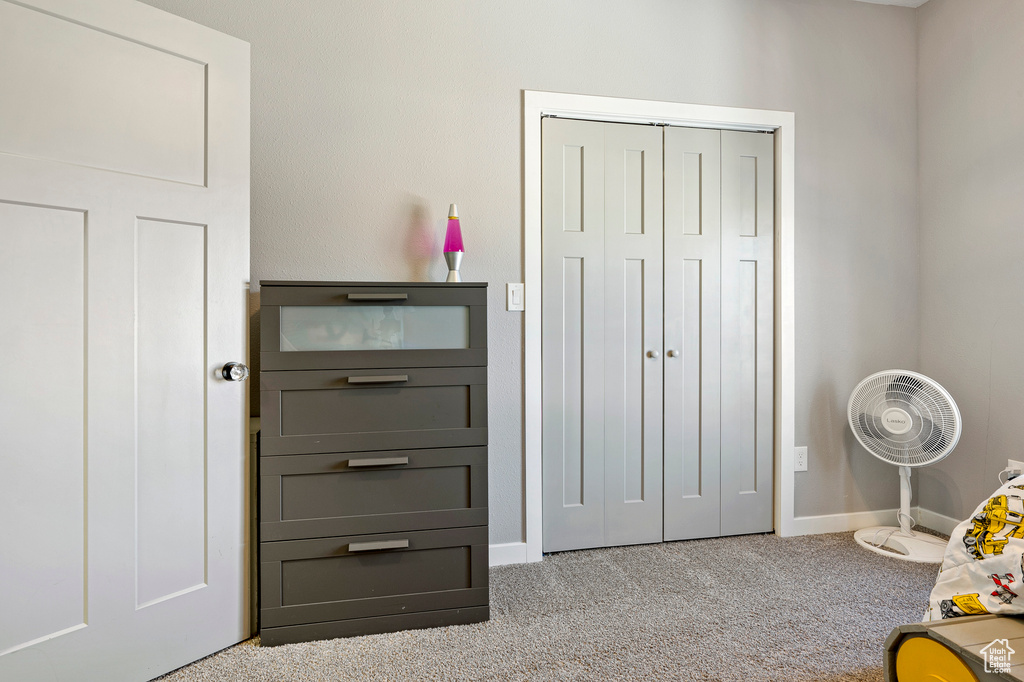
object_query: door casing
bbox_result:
[523,90,797,563]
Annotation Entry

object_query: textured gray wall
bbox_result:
[139,0,920,543]
[917,0,1024,521]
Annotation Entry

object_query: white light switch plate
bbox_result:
[507,283,524,311]
[795,446,808,472]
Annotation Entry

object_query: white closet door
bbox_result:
[0,1,250,680]
[541,120,774,553]
[541,117,607,552]
[603,122,664,547]
[663,127,723,541]
[720,130,775,536]
[541,118,663,552]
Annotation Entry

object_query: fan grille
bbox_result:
[847,370,961,467]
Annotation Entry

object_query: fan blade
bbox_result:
[887,374,926,403]
[916,415,948,455]
[856,412,887,439]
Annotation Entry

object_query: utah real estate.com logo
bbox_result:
[981,638,1015,674]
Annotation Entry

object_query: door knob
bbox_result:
[667,350,679,358]
[646,350,660,359]
[221,362,250,381]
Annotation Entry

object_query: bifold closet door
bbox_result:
[663,127,723,541]
[719,130,774,536]
[541,117,664,552]
[541,119,774,553]
[662,128,775,540]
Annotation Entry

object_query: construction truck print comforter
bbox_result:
[926,479,1024,621]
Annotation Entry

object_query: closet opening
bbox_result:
[522,91,796,562]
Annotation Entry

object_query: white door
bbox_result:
[718,130,774,536]
[541,118,774,552]
[662,127,775,540]
[0,1,251,680]
[541,118,664,552]
[663,126,722,541]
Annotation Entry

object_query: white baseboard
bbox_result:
[916,507,962,536]
[789,506,962,537]
[788,508,905,535]
[492,507,963,566]
[489,542,529,566]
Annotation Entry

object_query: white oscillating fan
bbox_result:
[847,370,961,563]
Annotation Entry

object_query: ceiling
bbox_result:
[848,0,930,7]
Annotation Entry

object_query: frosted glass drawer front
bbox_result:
[260,283,487,371]
[280,305,469,351]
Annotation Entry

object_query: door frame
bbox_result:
[523,90,796,562]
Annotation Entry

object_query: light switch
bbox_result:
[507,283,524,311]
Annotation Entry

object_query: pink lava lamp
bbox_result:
[443,203,464,282]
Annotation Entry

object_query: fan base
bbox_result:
[854,526,947,564]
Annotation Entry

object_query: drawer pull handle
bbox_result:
[347,456,409,468]
[348,540,410,553]
[348,375,409,384]
[347,293,408,301]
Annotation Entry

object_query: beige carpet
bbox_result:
[159,531,940,681]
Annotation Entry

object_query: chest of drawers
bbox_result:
[258,281,488,646]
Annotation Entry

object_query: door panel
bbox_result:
[0,1,250,679]
[542,117,606,552]
[561,255,585,507]
[0,201,87,656]
[720,130,775,536]
[0,1,206,184]
[135,219,208,608]
[663,127,723,541]
[603,123,663,547]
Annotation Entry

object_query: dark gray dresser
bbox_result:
[258,281,488,646]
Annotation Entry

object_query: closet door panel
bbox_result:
[663,127,723,541]
[603,123,663,547]
[720,130,774,536]
[541,117,607,552]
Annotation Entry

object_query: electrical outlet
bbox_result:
[795,446,808,472]
[1009,459,1024,473]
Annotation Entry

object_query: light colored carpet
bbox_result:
[159,532,940,681]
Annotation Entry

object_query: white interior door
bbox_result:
[541,118,606,552]
[719,129,774,536]
[541,118,663,552]
[602,122,664,547]
[663,126,723,541]
[0,1,251,680]
[541,119,774,552]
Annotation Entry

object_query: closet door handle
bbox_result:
[646,350,660,359]
[346,293,408,301]
[347,375,409,384]
[347,456,409,468]
[667,350,679,358]
[348,540,410,553]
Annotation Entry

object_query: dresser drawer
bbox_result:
[260,527,488,630]
[259,606,489,646]
[260,366,487,455]
[261,283,486,371]
[260,447,487,541]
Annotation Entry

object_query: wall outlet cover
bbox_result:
[795,446,808,472]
